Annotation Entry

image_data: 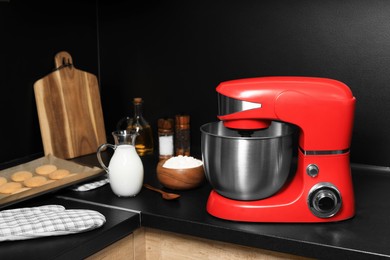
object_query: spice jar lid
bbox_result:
[175,115,190,126]
[158,118,174,133]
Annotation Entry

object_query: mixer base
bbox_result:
[206,190,354,223]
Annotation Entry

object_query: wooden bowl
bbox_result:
[156,159,205,190]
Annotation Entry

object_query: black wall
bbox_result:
[0,1,99,167]
[1,0,390,168]
[98,0,390,167]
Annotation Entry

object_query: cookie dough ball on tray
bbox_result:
[0,176,7,186]
[0,182,22,194]
[49,169,71,180]
[11,170,33,182]
[24,176,48,188]
[35,164,57,175]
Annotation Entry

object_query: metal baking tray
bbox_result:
[0,154,105,209]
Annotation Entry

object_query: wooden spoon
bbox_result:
[143,184,181,200]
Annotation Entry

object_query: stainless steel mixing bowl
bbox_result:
[200,121,296,200]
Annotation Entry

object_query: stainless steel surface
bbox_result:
[218,94,261,116]
[200,121,296,200]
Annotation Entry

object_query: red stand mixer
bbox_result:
[200,76,356,222]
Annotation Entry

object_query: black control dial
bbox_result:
[308,183,342,218]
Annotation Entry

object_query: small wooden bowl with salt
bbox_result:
[156,156,205,190]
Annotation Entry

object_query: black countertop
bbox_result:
[2,152,390,259]
[0,194,139,260]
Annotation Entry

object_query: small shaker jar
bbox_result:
[175,115,190,156]
[158,118,174,160]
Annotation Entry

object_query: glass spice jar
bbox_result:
[175,115,190,156]
[158,118,174,160]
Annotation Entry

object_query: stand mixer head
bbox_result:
[201,76,356,222]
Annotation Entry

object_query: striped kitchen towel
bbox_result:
[72,175,109,191]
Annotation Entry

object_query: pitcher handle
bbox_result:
[97,143,116,173]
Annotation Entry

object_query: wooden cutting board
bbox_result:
[34,51,107,159]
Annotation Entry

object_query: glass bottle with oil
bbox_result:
[117,97,154,156]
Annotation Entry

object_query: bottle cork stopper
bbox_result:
[133,97,143,104]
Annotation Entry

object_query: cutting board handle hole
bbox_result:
[54,51,74,71]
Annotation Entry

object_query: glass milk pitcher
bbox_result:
[97,130,144,197]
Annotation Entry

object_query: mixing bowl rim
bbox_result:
[200,121,296,140]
